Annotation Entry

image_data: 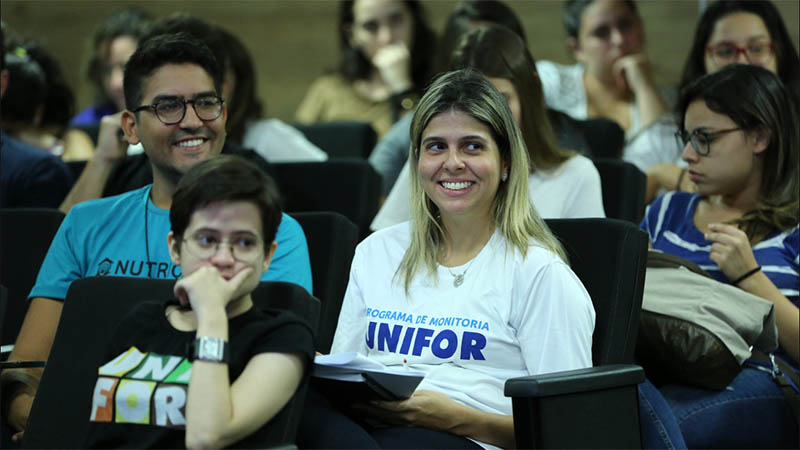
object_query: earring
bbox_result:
[501,171,508,182]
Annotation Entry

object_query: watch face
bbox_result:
[202,339,220,357]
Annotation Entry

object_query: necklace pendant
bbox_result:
[453,274,464,287]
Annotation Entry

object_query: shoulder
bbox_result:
[354,222,411,259]
[71,186,149,218]
[562,154,598,175]
[277,213,303,236]
[536,61,583,86]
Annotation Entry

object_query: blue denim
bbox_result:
[660,367,799,449]
[638,379,687,449]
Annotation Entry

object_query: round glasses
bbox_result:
[182,232,263,263]
[133,94,224,125]
[675,128,741,156]
[706,41,775,67]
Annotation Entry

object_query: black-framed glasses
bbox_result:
[133,94,224,125]
[675,128,741,156]
[706,41,775,66]
[182,232,263,263]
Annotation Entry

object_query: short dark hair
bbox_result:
[123,32,221,110]
[678,64,799,240]
[563,0,639,38]
[23,41,75,137]
[170,155,283,248]
[337,0,436,88]
[87,8,153,104]
[678,0,800,105]
[1,49,47,125]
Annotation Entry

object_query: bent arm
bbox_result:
[738,273,799,363]
[449,403,515,449]
[2,297,64,431]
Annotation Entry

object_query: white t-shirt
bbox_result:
[371,154,605,231]
[331,223,595,449]
[243,119,328,163]
[535,60,684,172]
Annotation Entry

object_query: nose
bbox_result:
[211,242,236,266]
[736,50,749,64]
[610,27,625,47]
[179,101,204,129]
[377,24,392,46]
[681,141,699,164]
[443,149,465,171]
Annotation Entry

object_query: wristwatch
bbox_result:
[191,337,229,364]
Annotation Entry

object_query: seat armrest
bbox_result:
[505,364,644,449]
[504,364,643,397]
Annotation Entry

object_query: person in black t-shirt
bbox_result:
[85,155,313,448]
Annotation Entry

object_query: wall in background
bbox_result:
[3,0,798,122]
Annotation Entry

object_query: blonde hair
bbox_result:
[396,69,566,293]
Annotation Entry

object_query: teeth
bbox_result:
[177,138,204,147]
[442,181,471,190]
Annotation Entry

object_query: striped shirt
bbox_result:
[641,192,799,306]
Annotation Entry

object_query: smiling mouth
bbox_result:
[174,138,207,148]
[440,181,474,191]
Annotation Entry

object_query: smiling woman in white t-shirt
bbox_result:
[299,68,594,450]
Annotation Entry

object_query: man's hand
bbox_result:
[173,265,253,318]
[706,223,758,281]
[372,43,413,94]
[94,112,128,163]
[351,389,463,431]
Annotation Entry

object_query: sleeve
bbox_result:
[330,245,369,354]
[28,209,87,301]
[250,311,315,364]
[244,120,328,163]
[262,213,313,294]
[17,155,74,208]
[295,76,330,124]
[640,193,667,244]
[562,156,606,219]
[511,258,594,375]
[368,114,413,196]
[623,116,683,172]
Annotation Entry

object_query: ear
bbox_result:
[750,127,771,155]
[261,241,278,274]
[167,231,181,266]
[121,110,141,145]
[566,36,583,62]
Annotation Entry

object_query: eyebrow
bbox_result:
[421,135,489,145]
[191,227,259,237]
[148,91,218,104]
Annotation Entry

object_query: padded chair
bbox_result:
[592,158,647,224]
[293,121,377,159]
[0,208,66,346]
[505,218,648,449]
[23,277,320,449]
[290,212,359,354]
[273,160,381,238]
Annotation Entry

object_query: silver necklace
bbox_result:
[447,257,477,288]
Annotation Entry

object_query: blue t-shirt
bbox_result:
[70,104,116,127]
[641,192,799,306]
[30,185,312,300]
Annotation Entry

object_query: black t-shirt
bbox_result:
[84,298,314,449]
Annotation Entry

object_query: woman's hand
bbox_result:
[372,43,413,94]
[95,112,129,164]
[352,389,462,431]
[705,223,759,282]
[173,265,253,318]
[612,53,655,94]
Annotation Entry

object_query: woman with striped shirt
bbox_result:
[640,63,798,448]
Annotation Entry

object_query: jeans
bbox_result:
[660,367,799,449]
[638,379,687,449]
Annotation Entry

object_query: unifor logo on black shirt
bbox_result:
[95,259,181,278]
[90,347,191,428]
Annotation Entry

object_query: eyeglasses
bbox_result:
[675,128,741,156]
[133,94,224,125]
[706,41,775,66]
[182,232,262,263]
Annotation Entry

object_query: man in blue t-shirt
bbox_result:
[1,34,312,442]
